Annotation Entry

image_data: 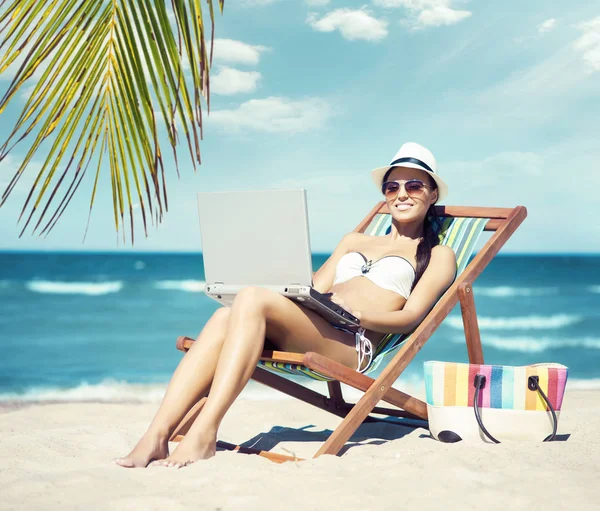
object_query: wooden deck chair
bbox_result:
[171,203,527,462]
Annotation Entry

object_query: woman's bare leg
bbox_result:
[114,307,231,468]
[154,287,360,467]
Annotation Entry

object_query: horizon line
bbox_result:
[0,249,599,257]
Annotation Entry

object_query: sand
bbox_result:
[0,389,598,510]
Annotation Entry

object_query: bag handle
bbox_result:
[473,374,558,443]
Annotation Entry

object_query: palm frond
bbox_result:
[0,0,225,242]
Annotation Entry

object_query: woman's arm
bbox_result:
[352,245,457,334]
[312,232,360,293]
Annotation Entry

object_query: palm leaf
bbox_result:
[0,0,224,242]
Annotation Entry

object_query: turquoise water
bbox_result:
[0,252,599,401]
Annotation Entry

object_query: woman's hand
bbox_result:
[330,293,362,321]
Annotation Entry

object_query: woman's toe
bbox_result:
[113,458,133,468]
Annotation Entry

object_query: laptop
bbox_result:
[197,189,361,330]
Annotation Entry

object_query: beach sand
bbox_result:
[0,389,598,510]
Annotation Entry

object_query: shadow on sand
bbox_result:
[222,416,429,457]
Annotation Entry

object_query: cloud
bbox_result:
[0,154,42,197]
[444,151,544,193]
[573,17,600,73]
[0,155,18,191]
[209,96,333,133]
[211,67,261,95]
[444,146,597,208]
[307,8,388,41]
[241,0,279,6]
[441,142,600,252]
[374,0,455,9]
[373,0,471,29]
[538,18,557,34]
[305,0,330,5]
[212,38,269,66]
[416,6,471,27]
[466,30,599,128]
[374,0,433,7]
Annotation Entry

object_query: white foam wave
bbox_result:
[1,374,596,403]
[0,379,311,403]
[588,286,600,294]
[567,379,600,390]
[26,280,123,296]
[475,286,559,297]
[452,335,600,353]
[0,379,167,403]
[447,314,581,330]
[154,280,206,293]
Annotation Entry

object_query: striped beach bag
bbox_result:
[424,361,568,443]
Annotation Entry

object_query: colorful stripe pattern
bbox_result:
[258,361,330,381]
[424,361,568,411]
[257,213,490,380]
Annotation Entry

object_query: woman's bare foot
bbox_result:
[150,435,216,468]
[113,432,170,468]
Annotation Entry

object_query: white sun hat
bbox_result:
[371,142,448,202]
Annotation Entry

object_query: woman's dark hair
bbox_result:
[382,168,442,291]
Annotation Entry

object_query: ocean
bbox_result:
[0,252,599,402]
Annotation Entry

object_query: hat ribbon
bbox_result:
[389,157,435,174]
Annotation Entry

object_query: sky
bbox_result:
[0,0,599,253]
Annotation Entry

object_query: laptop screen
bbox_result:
[197,189,314,286]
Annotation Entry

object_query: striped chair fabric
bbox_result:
[257,214,490,381]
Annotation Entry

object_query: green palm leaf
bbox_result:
[0,0,224,242]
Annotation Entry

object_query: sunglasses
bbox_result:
[381,179,431,199]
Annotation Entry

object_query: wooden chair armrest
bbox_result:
[176,336,307,364]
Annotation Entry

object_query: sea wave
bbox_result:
[452,335,600,353]
[154,280,206,293]
[0,380,167,403]
[446,314,581,330]
[1,374,598,404]
[0,379,311,403]
[567,379,600,390]
[474,286,559,297]
[0,376,426,403]
[26,280,123,296]
[588,286,600,294]
[0,280,10,289]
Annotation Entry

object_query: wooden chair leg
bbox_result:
[458,282,484,364]
[169,397,207,442]
[216,441,301,464]
[312,323,439,458]
[327,381,344,407]
[251,367,349,418]
[305,352,428,419]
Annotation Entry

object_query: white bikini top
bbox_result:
[333,252,416,299]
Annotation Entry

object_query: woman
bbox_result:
[114,142,457,468]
